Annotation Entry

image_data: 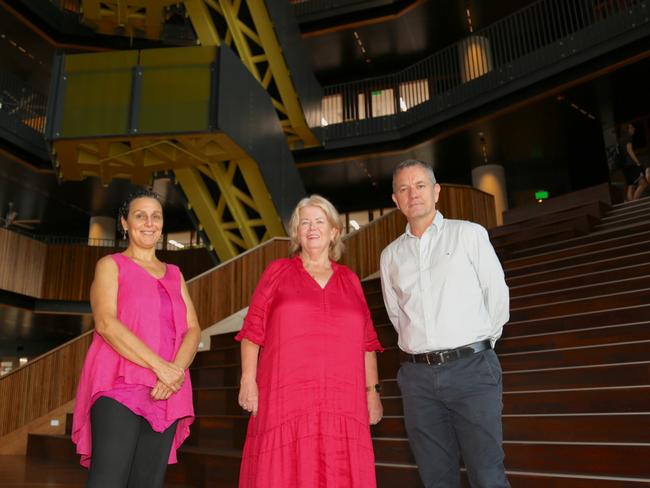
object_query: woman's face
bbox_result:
[297,205,337,256]
[121,197,163,249]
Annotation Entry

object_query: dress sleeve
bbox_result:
[347,268,384,353]
[234,259,287,346]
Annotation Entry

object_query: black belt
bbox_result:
[401,340,492,366]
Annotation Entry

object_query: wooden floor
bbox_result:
[0,455,197,488]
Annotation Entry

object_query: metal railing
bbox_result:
[0,71,48,134]
[0,222,203,250]
[320,0,648,142]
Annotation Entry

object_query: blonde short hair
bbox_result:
[288,195,345,261]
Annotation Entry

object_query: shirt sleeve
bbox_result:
[347,268,384,353]
[380,247,400,334]
[234,259,286,347]
[466,223,510,342]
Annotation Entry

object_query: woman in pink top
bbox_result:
[72,190,200,487]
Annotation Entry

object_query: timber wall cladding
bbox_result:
[0,184,495,303]
[0,331,92,437]
[0,228,46,297]
[437,184,497,229]
[41,246,215,301]
[187,239,291,330]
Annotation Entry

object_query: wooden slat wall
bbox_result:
[187,239,291,330]
[41,246,213,301]
[0,331,92,438]
[341,184,494,277]
[41,246,112,301]
[0,228,46,297]
[437,183,497,229]
[340,210,406,279]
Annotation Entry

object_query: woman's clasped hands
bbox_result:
[151,360,185,400]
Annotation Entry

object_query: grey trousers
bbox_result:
[397,349,510,488]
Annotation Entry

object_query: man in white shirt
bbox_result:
[380,159,510,488]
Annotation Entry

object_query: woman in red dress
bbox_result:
[235,195,383,487]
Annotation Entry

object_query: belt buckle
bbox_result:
[439,350,455,364]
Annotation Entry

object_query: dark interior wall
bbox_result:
[0,7,53,93]
[306,0,467,84]
[613,60,650,123]
[469,0,540,30]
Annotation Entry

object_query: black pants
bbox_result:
[397,350,510,488]
[87,396,178,488]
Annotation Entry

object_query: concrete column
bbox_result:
[472,164,508,226]
[88,216,116,246]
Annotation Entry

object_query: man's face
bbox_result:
[392,165,440,222]
[628,124,636,135]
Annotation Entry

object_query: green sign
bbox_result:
[371,90,382,96]
[535,190,549,200]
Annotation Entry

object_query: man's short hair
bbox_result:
[392,159,437,192]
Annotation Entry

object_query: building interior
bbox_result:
[0,0,649,486]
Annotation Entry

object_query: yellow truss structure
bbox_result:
[63,4,318,260]
[80,0,179,39]
[185,0,319,149]
[54,133,285,260]
[80,0,320,149]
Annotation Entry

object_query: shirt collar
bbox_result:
[405,210,445,238]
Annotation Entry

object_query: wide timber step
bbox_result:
[508,262,650,297]
[497,322,650,353]
[504,239,650,277]
[506,220,650,260]
[503,228,650,269]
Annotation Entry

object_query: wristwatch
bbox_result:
[366,383,382,393]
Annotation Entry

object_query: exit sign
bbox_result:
[535,190,549,200]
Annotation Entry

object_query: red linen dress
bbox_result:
[235,257,383,488]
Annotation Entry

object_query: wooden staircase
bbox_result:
[23,197,650,487]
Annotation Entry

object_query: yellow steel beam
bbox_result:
[217,0,259,78]
[246,0,319,147]
[53,132,287,259]
[236,158,285,237]
[174,167,238,260]
[185,0,319,148]
[206,160,259,249]
[184,0,221,46]
[81,1,176,39]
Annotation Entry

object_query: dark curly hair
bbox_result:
[118,189,163,232]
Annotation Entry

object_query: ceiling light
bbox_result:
[168,239,185,249]
[321,116,329,126]
[349,220,361,230]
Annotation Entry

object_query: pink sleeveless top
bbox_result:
[71,253,195,468]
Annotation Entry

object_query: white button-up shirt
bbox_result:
[380,211,509,354]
